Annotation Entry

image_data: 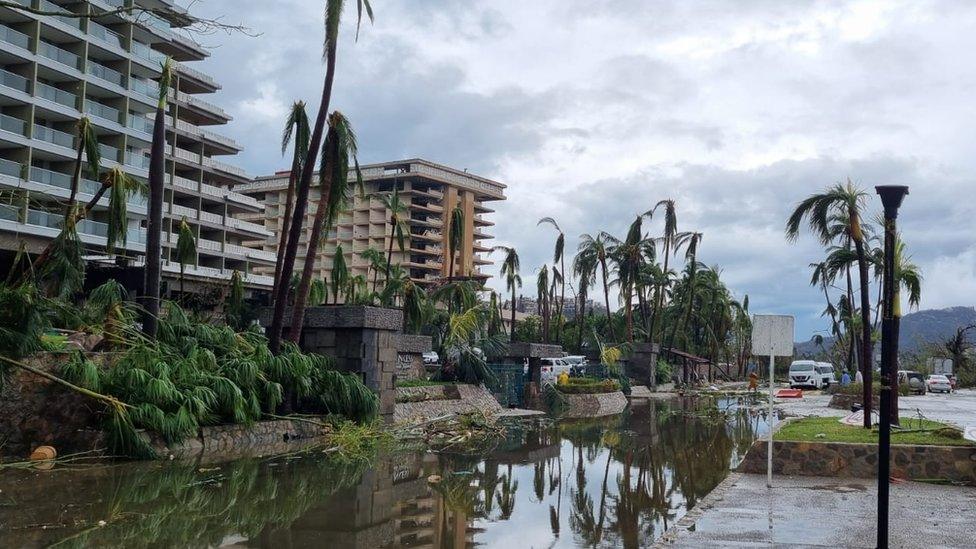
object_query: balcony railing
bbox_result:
[131,41,166,65]
[125,150,150,169]
[99,143,120,163]
[87,61,124,87]
[0,25,31,50]
[33,123,74,148]
[0,69,29,93]
[130,78,159,100]
[0,114,27,136]
[85,99,122,124]
[88,22,125,49]
[36,82,77,109]
[38,0,81,29]
[203,156,248,178]
[126,113,154,135]
[38,41,80,70]
[174,62,217,88]
[29,165,101,195]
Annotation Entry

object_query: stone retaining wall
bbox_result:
[147,417,332,462]
[560,391,628,418]
[828,393,880,410]
[737,439,976,485]
[394,384,502,424]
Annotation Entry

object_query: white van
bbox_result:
[540,357,572,383]
[814,362,836,388]
[789,360,821,389]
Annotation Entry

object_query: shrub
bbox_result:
[655,359,672,385]
[556,377,620,394]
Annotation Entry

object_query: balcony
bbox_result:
[130,78,159,100]
[173,62,218,89]
[0,114,28,137]
[125,150,150,169]
[87,61,125,88]
[0,69,30,94]
[168,89,229,120]
[0,25,31,51]
[88,21,125,50]
[38,0,82,30]
[131,41,166,65]
[38,41,81,71]
[202,156,248,178]
[30,165,100,195]
[36,82,77,110]
[98,142,120,163]
[84,99,121,124]
[0,158,24,179]
[33,123,74,149]
[126,113,154,135]
[173,146,200,164]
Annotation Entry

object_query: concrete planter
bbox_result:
[560,391,628,418]
[394,384,502,424]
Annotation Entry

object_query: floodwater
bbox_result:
[0,396,772,548]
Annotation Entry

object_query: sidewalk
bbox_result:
[657,473,976,548]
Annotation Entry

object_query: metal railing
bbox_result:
[84,99,121,123]
[0,69,29,93]
[125,150,150,169]
[87,61,124,87]
[126,114,154,135]
[130,78,159,99]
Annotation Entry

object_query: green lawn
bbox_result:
[395,379,454,388]
[775,416,974,447]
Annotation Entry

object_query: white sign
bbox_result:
[752,315,795,357]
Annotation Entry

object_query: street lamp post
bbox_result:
[875,184,909,549]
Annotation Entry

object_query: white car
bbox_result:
[562,355,588,374]
[540,357,572,383]
[926,374,952,394]
[789,360,822,389]
[422,351,439,365]
[815,362,836,388]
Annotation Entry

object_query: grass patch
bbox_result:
[556,377,620,394]
[395,379,454,388]
[775,416,973,447]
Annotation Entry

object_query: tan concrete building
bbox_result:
[237,159,505,292]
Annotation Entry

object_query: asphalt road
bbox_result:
[775,388,976,429]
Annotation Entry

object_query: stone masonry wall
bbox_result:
[394,384,502,424]
[737,439,976,485]
[560,391,628,418]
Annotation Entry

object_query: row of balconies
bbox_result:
[160,261,274,287]
[0,201,147,246]
[0,157,146,207]
[169,174,262,210]
[172,146,248,178]
[163,230,276,263]
[166,202,270,237]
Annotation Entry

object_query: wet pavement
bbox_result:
[776,388,976,428]
[658,473,976,548]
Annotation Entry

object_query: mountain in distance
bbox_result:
[795,306,976,357]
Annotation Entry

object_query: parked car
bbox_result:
[815,362,836,388]
[563,355,588,376]
[541,357,572,383]
[926,374,952,394]
[422,351,439,365]
[898,370,926,395]
[789,360,821,389]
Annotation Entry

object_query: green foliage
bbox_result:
[0,283,51,361]
[776,416,971,446]
[556,377,621,394]
[224,271,253,331]
[656,359,673,385]
[39,208,85,298]
[60,302,378,456]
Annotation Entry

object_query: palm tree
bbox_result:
[448,204,464,282]
[225,270,247,330]
[787,181,874,427]
[175,218,196,300]
[360,246,387,291]
[494,245,522,343]
[573,246,597,352]
[607,217,647,343]
[330,243,349,305]
[142,57,174,340]
[885,237,922,424]
[288,111,362,343]
[537,264,550,342]
[272,102,311,296]
[379,187,408,286]
[66,117,100,211]
[645,199,687,348]
[577,233,616,342]
[669,232,702,350]
[539,217,566,342]
[268,0,374,354]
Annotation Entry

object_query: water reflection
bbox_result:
[0,396,768,548]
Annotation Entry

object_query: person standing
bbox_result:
[855,369,863,384]
[841,370,852,386]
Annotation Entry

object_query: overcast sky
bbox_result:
[187,0,976,339]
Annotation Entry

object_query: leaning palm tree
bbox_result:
[142,57,174,339]
[577,233,616,342]
[272,101,311,295]
[606,217,647,344]
[786,180,874,427]
[669,231,702,350]
[884,237,922,425]
[379,187,408,285]
[537,264,551,342]
[448,204,465,282]
[361,246,387,291]
[175,218,196,300]
[268,0,374,354]
[494,245,522,343]
[288,111,363,343]
[645,199,688,347]
[66,117,101,210]
[572,245,597,351]
[539,217,566,342]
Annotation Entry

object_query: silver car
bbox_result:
[926,374,952,393]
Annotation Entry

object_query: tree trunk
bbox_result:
[385,218,395,287]
[600,256,615,342]
[577,287,586,352]
[624,286,634,344]
[288,168,336,342]
[269,45,338,354]
[142,102,167,339]
[66,138,84,214]
[854,236,873,428]
[510,288,517,343]
[273,161,300,297]
[557,255,565,342]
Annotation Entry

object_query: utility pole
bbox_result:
[875,185,909,549]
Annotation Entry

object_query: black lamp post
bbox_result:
[875,184,908,549]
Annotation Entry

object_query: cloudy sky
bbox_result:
[186,0,976,339]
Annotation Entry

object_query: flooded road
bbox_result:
[0,396,771,548]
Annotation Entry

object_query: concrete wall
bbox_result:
[560,391,628,418]
[737,439,976,485]
[394,384,502,424]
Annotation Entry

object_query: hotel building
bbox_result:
[238,159,505,293]
[0,0,275,290]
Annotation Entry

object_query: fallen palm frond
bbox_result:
[394,411,507,452]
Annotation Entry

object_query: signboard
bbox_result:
[752,314,795,357]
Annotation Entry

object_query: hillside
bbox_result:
[795,306,976,357]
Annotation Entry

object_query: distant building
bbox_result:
[238,159,505,296]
